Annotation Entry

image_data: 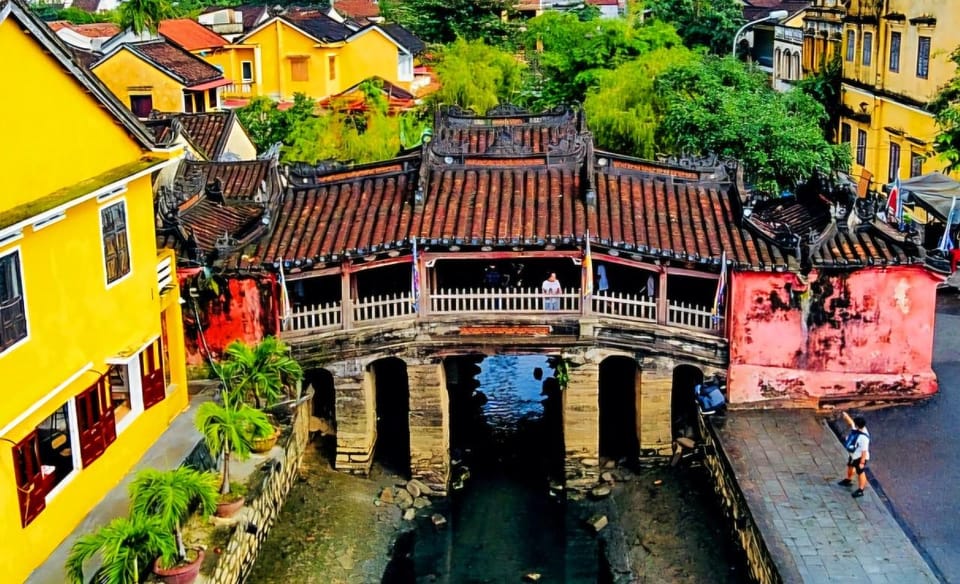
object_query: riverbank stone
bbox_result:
[403,508,416,521]
[431,514,447,529]
[413,497,432,509]
[378,487,394,504]
[590,485,612,499]
[395,489,414,509]
[588,514,609,532]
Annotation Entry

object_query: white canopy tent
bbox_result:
[901,172,960,222]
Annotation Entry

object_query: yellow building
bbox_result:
[0,1,189,581]
[92,37,230,116]
[218,6,423,103]
[839,0,959,187]
[802,0,844,75]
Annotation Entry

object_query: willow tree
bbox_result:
[430,38,526,114]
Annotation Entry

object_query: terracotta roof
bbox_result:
[159,18,229,51]
[176,158,281,203]
[70,0,101,12]
[49,20,121,37]
[318,76,416,113]
[332,0,380,18]
[810,227,920,267]
[123,39,225,86]
[168,112,233,159]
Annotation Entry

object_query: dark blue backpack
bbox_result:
[844,430,863,453]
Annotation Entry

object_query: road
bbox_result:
[864,290,960,583]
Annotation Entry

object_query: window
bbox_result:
[775,48,782,78]
[208,88,218,110]
[845,30,855,61]
[888,142,901,182]
[910,152,924,177]
[108,365,133,425]
[140,339,166,410]
[241,60,254,82]
[0,250,27,353]
[291,58,309,82]
[328,56,336,81]
[917,36,931,79]
[129,94,153,118]
[889,31,901,72]
[856,129,867,165]
[76,376,117,468]
[12,404,77,526]
[841,123,852,143]
[12,432,44,526]
[862,32,872,66]
[101,201,130,285]
[182,90,205,114]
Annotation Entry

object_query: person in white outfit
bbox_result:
[542,272,561,310]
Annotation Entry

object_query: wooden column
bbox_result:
[657,268,669,326]
[405,359,449,493]
[418,253,430,317]
[340,265,353,330]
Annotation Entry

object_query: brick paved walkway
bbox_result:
[712,409,938,584]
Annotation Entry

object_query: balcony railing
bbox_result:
[222,82,256,97]
[282,288,721,337]
[157,251,174,294]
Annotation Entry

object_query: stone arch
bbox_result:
[369,356,411,477]
[793,52,801,80]
[670,364,704,440]
[785,50,793,80]
[775,48,782,78]
[599,356,639,460]
[305,367,336,461]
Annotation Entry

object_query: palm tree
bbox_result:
[66,515,176,584]
[195,399,273,495]
[118,0,174,35]
[128,468,219,562]
[218,337,304,409]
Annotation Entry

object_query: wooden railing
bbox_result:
[430,287,581,314]
[592,292,657,322]
[284,302,341,333]
[156,250,174,293]
[354,292,415,322]
[668,299,721,331]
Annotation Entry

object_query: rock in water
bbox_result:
[590,485,611,499]
[413,497,432,509]
[588,514,609,532]
[406,481,421,498]
[395,489,414,510]
[403,508,416,521]
[600,471,615,484]
[431,514,447,529]
[524,573,542,582]
[409,478,433,496]
[581,458,600,467]
[379,487,394,504]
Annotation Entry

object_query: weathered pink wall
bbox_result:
[178,269,278,366]
[727,265,939,404]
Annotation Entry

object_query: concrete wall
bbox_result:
[728,266,939,404]
[207,397,310,584]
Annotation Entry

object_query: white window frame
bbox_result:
[241,60,254,82]
[99,198,133,289]
[398,53,414,82]
[106,355,145,435]
[45,399,82,502]
[0,246,29,357]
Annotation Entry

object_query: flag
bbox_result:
[583,231,594,299]
[278,263,292,325]
[711,251,727,323]
[886,175,903,228]
[939,197,958,253]
[411,238,421,312]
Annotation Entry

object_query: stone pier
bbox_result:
[406,359,450,494]
[332,361,376,475]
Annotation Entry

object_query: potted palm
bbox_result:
[195,394,272,517]
[128,467,219,584]
[218,337,303,410]
[66,514,175,584]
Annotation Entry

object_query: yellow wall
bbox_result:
[0,12,189,582]
[229,19,405,101]
[0,23,143,213]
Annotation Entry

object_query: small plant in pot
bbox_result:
[128,467,219,584]
[195,391,272,517]
[65,514,175,584]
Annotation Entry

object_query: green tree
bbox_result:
[655,56,849,192]
[931,46,960,173]
[523,12,682,106]
[236,96,287,152]
[218,337,303,409]
[118,0,174,34]
[795,54,844,141]
[585,46,697,157]
[128,468,219,563]
[195,398,272,496]
[431,38,526,113]
[65,515,176,584]
[380,0,517,46]
[647,0,744,55]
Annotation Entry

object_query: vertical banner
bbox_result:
[711,251,727,325]
[411,238,421,313]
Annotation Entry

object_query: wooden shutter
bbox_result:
[291,58,309,82]
[12,432,46,527]
[141,342,166,409]
[76,377,117,468]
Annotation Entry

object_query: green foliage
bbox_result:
[931,46,960,173]
[218,337,303,409]
[65,515,176,584]
[585,46,698,157]
[128,468,219,563]
[431,38,525,113]
[648,0,744,55]
[379,0,518,46]
[196,399,273,494]
[118,0,174,34]
[655,56,850,192]
[523,12,682,106]
[795,54,844,141]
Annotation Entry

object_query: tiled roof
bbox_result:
[67,45,102,69]
[331,0,380,18]
[70,0,101,12]
[49,20,121,37]
[169,112,232,159]
[159,18,229,51]
[282,8,352,43]
[742,0,809,20]
[379,23,425,55]
[125,39,224,86]
[318,76,416,112]
[227,106,919,274]
[432,105,584,157]
[176,158,281,203]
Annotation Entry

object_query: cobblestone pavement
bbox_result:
[713,409,938,584]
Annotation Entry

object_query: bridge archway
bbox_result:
[370,357,410,477]
[599,356,640,460]
[306,367,336,461]
[671,364,704,440]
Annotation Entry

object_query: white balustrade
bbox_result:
[156,253,173,293]
[591,292,657,322]
[283,301,341,333]
[667,299,721,332]
[430,287,580,314]
[353,292,415,323]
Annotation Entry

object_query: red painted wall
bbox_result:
[727,265,939,403]
[178,269,278,365]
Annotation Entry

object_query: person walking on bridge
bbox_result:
[838,412,870,498]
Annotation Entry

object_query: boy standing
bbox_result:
[838,411,870,498]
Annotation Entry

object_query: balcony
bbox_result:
[156,249,174,295]
[222,82,256,98]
